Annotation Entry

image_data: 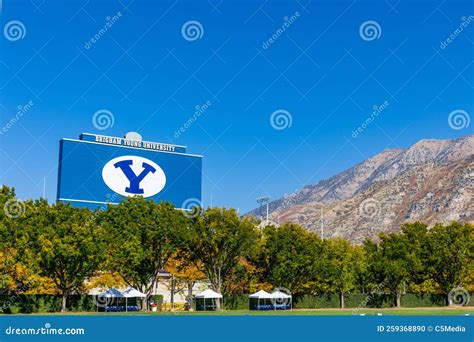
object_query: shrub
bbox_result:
[223,295,248,310]
[293,294,339,309]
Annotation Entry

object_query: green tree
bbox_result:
[322,238,358,308]
[352,244,369,294]
[364,222,428,307]
[261,223,323,295]
[400,222,429,284]
[0,189,58,296]
[0,186,22,292]
[223,257,265,294]
[0,186,29,255]
[426,222,474,305]
[100,197,188,310]
[26,202,105,311]
[185,208,258,302]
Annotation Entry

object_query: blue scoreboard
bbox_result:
[57,133,202,209]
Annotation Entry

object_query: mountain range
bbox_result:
[247,135,474,243]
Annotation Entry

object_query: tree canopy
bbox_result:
[0,185,472,311]
[99,197,188,309]
[184,207,259,297]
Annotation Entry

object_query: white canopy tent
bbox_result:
[195,289,223,311]
[270,290,291,299]
[269,290,292,310]
[249,290,272,310]
[195,289,223,299]
[249,290,272,299]
[122,287,146,312]
[122,287,146,298]
[96,287,146,312]
[96,288,124,312]
[101,288,124,298]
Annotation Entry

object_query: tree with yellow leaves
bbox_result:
[165,253,205,310]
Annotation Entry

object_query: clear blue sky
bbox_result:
[1,0,473,213]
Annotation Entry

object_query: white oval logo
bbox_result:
[102,155,166,198]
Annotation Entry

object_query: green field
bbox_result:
[7,307,473,316]
[159,307,473,316]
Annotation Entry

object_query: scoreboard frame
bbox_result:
[56,133,202,209]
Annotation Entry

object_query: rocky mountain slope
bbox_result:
[248,135,474,243]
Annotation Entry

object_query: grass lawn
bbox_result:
[9,307,473,316]
[156,307,474,316]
